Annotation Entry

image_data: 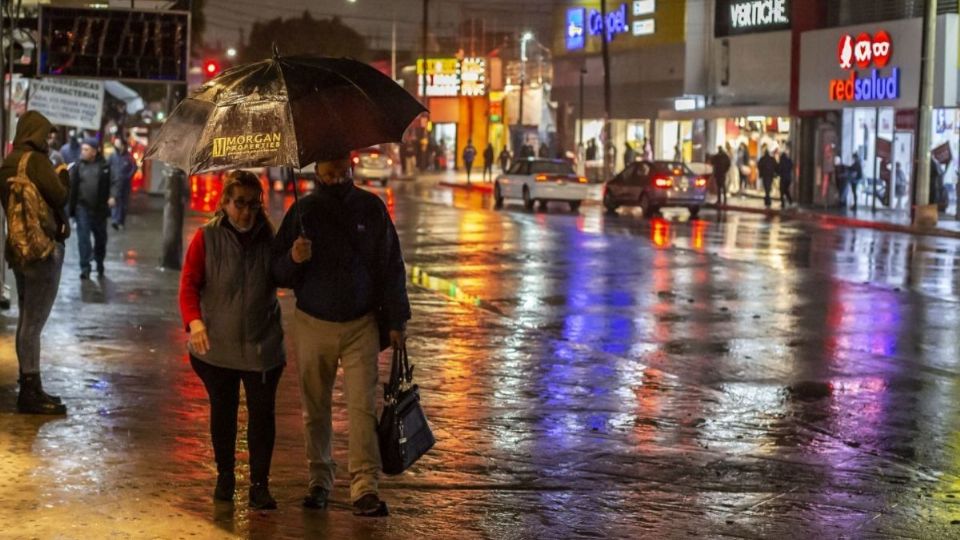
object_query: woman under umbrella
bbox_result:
[178,171,285,509]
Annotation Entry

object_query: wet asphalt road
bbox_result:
[2,178,960,539]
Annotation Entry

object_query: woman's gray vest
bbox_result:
[189,214,285,372]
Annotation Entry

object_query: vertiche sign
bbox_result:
[715,0,791,37]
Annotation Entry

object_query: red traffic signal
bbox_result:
[203,59,220,77]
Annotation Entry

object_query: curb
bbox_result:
[438,181,495,193]
[709,203,960,240]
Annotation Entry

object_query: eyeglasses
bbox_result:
[231,198,262,211]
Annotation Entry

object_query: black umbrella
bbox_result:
[146,52,425,173]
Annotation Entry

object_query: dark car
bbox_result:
[602,160,708,218]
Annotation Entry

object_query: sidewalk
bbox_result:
[709,194,960,239]
[426,169,960,239]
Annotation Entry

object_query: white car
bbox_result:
[494,158,590,212]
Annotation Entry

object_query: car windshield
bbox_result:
[651,162,694,176]
[530,161,575,175]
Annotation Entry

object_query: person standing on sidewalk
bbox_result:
[0,111,71,415]
[272,154,411,518]
[498,147,512,173]
[758,148,778,209]
[68,139,112,279]
[848,152,863,211]
[778,148,794,208]
[482,143,494,182]
[179,170,285,509]
[709,146,731,206]
[462,139,477,185]
[108,135,137,231]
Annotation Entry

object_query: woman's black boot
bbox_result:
[17,374,67,415]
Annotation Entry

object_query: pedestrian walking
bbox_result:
[895,162,908,210]
[59,132,81,165]
[108,135,137,231]
[778,148,794,208]
[462,139,477,184]
[758,148,778,209]
[849,152,863,210]
[47,129,64,168]
[538,143,550,158]
[499,147,511,172]
[624,142,636,169]
[737,143,750,192]
[482,143,494,182]
[179,170,285,509]
[724,141,739,195]
[272,155,411,518]
[0,111,71,415]
[68,138,112,279]
[585,139,598,161]
[710,146,731,206]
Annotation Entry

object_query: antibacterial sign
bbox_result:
[798,18,921,111]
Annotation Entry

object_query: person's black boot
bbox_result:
[352,493,389,517]
[302,486,329,509]
[19,372,62,404]
[249,483,277,510]
[17,374,66,415]
[213,472,235,502]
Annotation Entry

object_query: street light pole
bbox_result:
[516,32,533,154]
[913,0,937,224]
[579,66,586,148]
[599,0,613,181]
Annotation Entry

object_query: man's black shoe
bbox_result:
[80,271,90,280]
[111,222,120,231]
[248,483,276,510]
[213,472,235,502]
[352,493,388,517]
[302,486,329,509]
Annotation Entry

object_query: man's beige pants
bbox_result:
[294,309,381,501]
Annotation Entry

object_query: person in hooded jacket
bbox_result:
[179,170,285,509]
[0,111,71,415]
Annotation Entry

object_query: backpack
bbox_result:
[6,152,56,266]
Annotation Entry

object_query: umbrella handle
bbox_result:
[285,166,306,236]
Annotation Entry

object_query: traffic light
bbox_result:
[203,59,220,78]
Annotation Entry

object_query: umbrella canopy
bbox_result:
[145,55,426,174]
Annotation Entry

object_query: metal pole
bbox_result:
[913,0,937,222]
[579,67,586,147]
[391,19,397,80]
[518,35,528,144]
[421,0,429,107]
[600,0,613,181]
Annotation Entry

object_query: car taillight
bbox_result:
[695,176,707,187]
[535,174,548,182]
[578,176,588,183]
[653,176,673,189]
[352,156,360,164]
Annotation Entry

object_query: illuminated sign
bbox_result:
[715,0,791,37]
[460,57,487,97]
[565,2,656,50]
[566,8,586,51]
[417,58,460,97]
[588,4,629,42]
[632,19,655,36]
[633,0,655,16]
[829,30,899,102]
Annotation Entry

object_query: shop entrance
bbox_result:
[431,123,457,171]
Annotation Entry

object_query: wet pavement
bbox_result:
[4,178,960,538]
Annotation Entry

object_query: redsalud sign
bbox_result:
[829,30,899,102]
[798,18,920,112]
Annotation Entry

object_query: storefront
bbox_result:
[796,17,960,213]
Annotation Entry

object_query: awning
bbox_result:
[658,104,790,121]
[104,81,145,115]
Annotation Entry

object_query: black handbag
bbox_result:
[378,346,435,475]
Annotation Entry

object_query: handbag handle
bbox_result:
[384,345,414,401]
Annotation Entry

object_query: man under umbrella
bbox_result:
[272,154,411,517]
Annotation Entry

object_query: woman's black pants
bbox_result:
[191,356,284,485]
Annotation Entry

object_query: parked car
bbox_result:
[494,158,590,212]
[351,147,394,186]
[603,160,708,218]
[268,166,316,193]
